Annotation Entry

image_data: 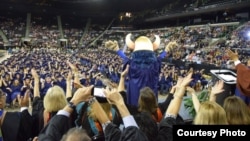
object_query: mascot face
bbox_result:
[125,34,161,69]
[125,33,161,52]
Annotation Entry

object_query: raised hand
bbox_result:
[165,41,178,52]
[67,60,77,72]
[70,85,94,105]
[180,72,193,87]
[31,69,39,79]
[209,80,224,102]
[186,86,196,94]
[226,49,239,61]
[17,89,30,107]
[211,80,224,96]
[104,87,124,105]
[121,65,129,78]
[67,71,72,82]
[105,40,119,51]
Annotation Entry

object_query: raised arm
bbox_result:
[118,65,129,92]
[67,60,81,85]
[158,78,181,112]
[186,86,200,113]
[103,87,148,141]
[66,71,73,99]
[166,72,193,117]
[105,40,129,61]
[31,69,40,98]
[158,41,178,59]
[157,73,192,141]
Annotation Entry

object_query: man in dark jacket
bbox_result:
[0,89,33,141]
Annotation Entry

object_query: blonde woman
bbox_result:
[193,101,228,125]
[223,96,250,125]
[43,86,67,126]
[31,69,69,137]
[187,80,228,125]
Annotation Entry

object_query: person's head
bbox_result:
[61,128,91,141]
[15,73,21,79]
[126,33,160,51]
[194,81,202,91]
[43,86,67,112]
[45,75,52,83]
[13,79,20,86]
[0,89,6,109]
[4,73,10,79]
[138,87,158,114]
[134,112,158,141]
[57,74,64,81]
[24,77,31,85]
[223,96,250,125]
[193,101,228,125]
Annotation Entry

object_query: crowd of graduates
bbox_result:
[0,46,212,109]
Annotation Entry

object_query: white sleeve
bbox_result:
[122,115,138,128]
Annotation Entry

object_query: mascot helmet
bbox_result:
[125,33,161,51]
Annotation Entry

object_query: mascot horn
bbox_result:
[105,33,177,106]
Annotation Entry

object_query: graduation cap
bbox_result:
[23,74,32,80]
[45,73,52,78]
[15,72,21,76]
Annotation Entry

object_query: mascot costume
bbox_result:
[105,33,177,106]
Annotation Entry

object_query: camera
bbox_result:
[91,87,106,98]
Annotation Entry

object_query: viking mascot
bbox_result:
[105,33,177,106]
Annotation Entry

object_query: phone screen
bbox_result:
[93,87,105,97]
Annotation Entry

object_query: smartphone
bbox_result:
[92,87,106,98]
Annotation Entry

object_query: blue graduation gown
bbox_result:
[118,50,165,106]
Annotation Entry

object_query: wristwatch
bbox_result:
[68,102,76,109]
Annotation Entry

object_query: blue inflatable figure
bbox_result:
[105,34,177,106]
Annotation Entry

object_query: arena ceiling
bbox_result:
[0,0,249,25]
[0,0,169,18]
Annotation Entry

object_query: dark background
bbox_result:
[0,0,249,28]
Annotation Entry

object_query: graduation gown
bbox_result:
[234,63,250,106]
[235,63,250,97]
[38,115,71,141]
[156,117,177,141]
[1,110,33,141]
[118,50,162,106]
[104,123,149,141]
